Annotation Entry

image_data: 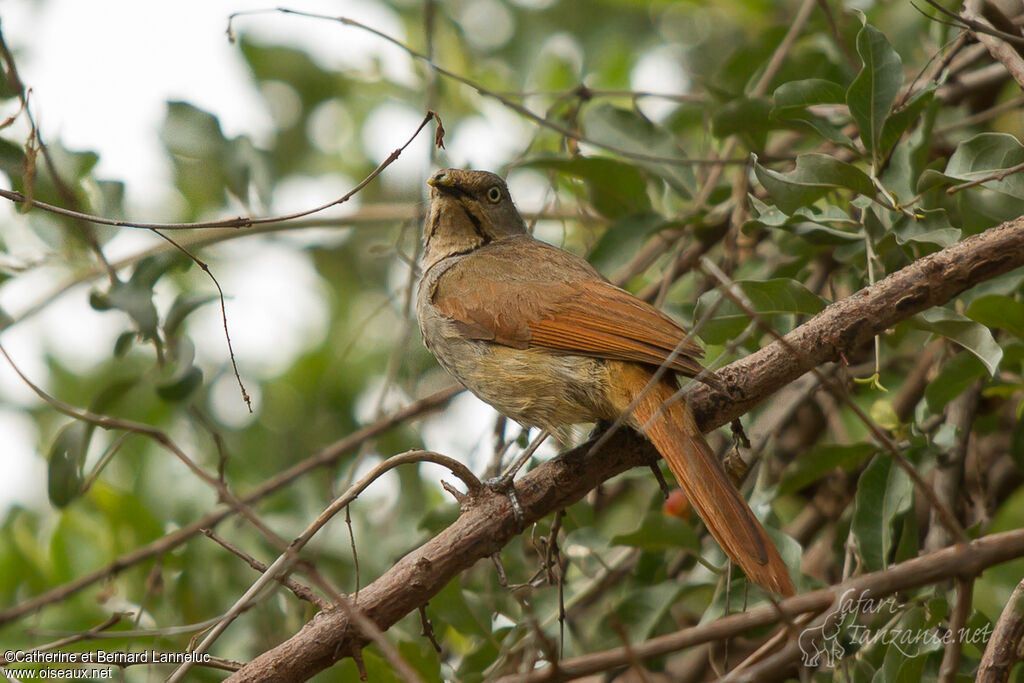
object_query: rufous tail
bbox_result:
[612,365,795,596]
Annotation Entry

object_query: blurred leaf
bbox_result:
[523,157,651,218]
[610,509,699,552]
[711,97,773,150]
[870,399,900,431]
[612,582,682,641]
[942,133,1024,200]
[582,104,695,197]
[852,455,913,572]
[1010,415,1024,473]
[965,295,1024,340]
[925,352,987,412]
[913,308,1002,376]
[846,21,903,159]
[0,137,26,179]
[162,101,226,158]
[779,443,876,495]
[164,293,219,340]
[157,339,202,402]
[156,366,203,402]
[588,213,670,273]
[47,422,89,508]
[694,278,828,345]
[773,79,846,111]
[753,153,875,214]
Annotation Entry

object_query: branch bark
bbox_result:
[227,216,1024,682]
[503,529,1024,682]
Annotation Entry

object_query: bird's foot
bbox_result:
[483,473,525,529]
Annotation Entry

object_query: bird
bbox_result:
[415,168,794,596]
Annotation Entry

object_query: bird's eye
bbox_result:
[486,186,502,203]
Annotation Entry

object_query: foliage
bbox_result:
[1,0,1024,681]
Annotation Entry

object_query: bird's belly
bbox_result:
[423,329,615,431]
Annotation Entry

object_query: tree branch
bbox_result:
[228,216,1024,681]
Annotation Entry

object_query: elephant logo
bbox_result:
[799,609,846,668]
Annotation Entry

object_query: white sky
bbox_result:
[0,0,682,514]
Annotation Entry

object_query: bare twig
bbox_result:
[978,577,1024,683]
[199,528,330,610]
[947,159,1024,195]
[939,577,976,683]
[0,111,441,231]
[226,8,750,168]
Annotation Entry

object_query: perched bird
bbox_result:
[416,168,794,596]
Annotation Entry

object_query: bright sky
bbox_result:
[0,0,681,514]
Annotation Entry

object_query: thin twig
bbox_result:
[0,385,461,626]
[947,159,1024,195]
[200,528,330,610]
[0,111,441,231]
[227,8,749,168]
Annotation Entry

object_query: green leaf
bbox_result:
[913,308,1003,376]
[113,331,135,357]
[753,153,875,214]
[779,443,876,495]
[925,352,986,413]
[965,294,1024,340]
[522,157,651,218]
[89,255,181,340]
[711,97,773,150]
[877,87,934,160]
[846,21,903,158]
[156,366,203,402]
[610,509,700,552]
[93,281,159,340]
[772,79,846,111]
[943,132,1024,200]
[157,339,203,402]
[852,455,913,572]
[161,101,227,158]
[582,104,695,197]
[746,196,863,244]
[164,293,219,340]
[1010,415,1024,476]
[588,213,673,273]
[694,278,828,345]
[892,208,960,248]
[612,583,683,641]
[47,423,89,508]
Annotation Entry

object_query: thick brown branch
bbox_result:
[228,216,1024,681]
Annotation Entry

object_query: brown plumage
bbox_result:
[416,168,794,596]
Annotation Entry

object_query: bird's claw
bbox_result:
[483,474,525,528]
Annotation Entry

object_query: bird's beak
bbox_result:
[427,171,456,190]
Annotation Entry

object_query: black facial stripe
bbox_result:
[435,183,472,200]
[458,200,492,246]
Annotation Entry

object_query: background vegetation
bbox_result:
[2,0,1024,681]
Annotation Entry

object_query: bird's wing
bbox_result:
[430,237,706,377]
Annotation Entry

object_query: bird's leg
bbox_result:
[484,429,550,526]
